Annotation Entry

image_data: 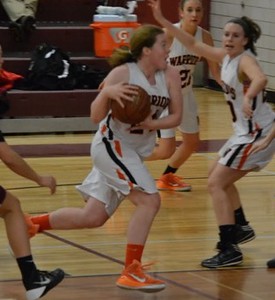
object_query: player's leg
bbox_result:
[146,136,176,161]
[30,197,109,232]
[0,188,64,300]
[156,131,198,192]
[201,164,248,268]
[156,92,199,192]
[116,189,165,292]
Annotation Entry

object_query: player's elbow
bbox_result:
[173,113,181,127]
[90,115,102,124]
[90,110,106,124]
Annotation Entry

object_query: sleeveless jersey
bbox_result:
[97,62,170,158]
[168,23,202,94]
[221,52,275,144]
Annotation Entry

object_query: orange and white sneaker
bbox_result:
[156,173,192,192]
[24,214,40,238]
[116,260,166,293]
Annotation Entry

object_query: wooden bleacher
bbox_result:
[0,0,178,133]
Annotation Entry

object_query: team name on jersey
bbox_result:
[151,95,170,109]
[169,54,200,66]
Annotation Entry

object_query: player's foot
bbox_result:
[25,214,40,238]
[116,260,166,293]
[202,244,243,268]
[25,268,65,300]
[156,173,192,192]
[267,258,275,268]
[215,224,255,251]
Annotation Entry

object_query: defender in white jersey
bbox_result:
[149,0,275,268]
[27,25,182,292]
[146,0,221,192]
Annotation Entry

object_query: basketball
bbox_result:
[111,84,151,124]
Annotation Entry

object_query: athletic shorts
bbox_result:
[0,185,6,206]
[76,134,158,216]
[218,135,275,171]
[158,89,199,139]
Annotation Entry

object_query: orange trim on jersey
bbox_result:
[101,124,107,134]
[114,140,122,157]
[116,169,134,189]
[237,143,252,169]
[117,169,126,180]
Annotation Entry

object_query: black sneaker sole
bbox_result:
[267,258,275,268]
[201,255,243,268]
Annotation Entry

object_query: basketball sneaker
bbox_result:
[25,268,65,300]
[201,244,243,268]
[215,224,255,251]
[267,258,275,268]
[116,260,166,293]
[156,173,192,192]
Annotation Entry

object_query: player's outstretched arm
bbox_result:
[0,141,56,194]
[147,0,225,63]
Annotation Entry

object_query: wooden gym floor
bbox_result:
[0,88,274,299]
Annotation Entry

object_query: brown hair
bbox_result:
[108,24,164,68]
[227,16,261,56]
[179,0,202,9]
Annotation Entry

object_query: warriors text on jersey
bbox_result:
[168,23,202,94]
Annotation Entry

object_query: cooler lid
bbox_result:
[93,14,137,22]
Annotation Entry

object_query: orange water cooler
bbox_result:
[90,14,140,57]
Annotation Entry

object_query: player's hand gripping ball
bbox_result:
[111,84,151,124]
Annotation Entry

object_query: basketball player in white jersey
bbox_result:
[149,0,275,268]
[27,25,183,292]
[146,0,221,192]
[149,0,256,255]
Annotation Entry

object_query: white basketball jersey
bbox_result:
[221,52,275,143]
[97,62,170,158]
[168,23,202,94]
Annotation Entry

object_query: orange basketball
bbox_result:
[111,84,151,124]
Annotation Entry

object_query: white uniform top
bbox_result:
[101,62,170,158]
[221,52,275,144]
[168,23,202,95]
[219,51,275,171]
[76,62,170,216]
[159,24,202,137]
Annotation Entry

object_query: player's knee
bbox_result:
[145,194,161,213]
[84,215,108,228]
[207,177,223,195]
[157,146,175,159]
[0,190,21,218]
